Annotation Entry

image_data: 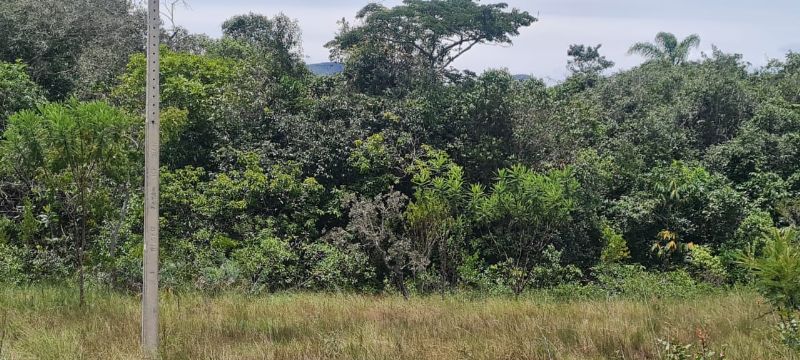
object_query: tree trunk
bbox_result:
[394,272,409,300]
[78,183,87,307]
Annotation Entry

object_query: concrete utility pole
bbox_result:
[142,0,160,355]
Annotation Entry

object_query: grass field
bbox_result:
[0,286,794,359]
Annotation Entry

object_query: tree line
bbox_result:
[1,0,799,303]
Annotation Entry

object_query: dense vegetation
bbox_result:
[1,0,800,318]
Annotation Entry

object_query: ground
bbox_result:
[0,287,792,359]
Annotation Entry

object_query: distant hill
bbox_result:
[307,62,344,76]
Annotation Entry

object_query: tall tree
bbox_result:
[567,44,615,75]
[0,0,145,99]
[221,13,305,76]
[628,32,701,65]
[327,0,536,93]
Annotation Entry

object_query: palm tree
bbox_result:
[628,32,701,65]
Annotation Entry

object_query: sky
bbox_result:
[171,0,800,82]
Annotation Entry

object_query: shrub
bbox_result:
[196,261,242,294]
[302,240,376,291]
[232,230,298,292]
[529,245,583,288]
[593,264,708,300]
[739,227,800,315]
[459,245,582,295]
[657,336,726,360]
[722,210,775,283]
[600,224,631,264]
[471,165,578,294]
[739,227,800,350]
[0,243,24,284]
[685,245,728,285]
[0,61,44,122]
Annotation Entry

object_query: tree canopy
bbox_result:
[628,32,701,65]
[327,0,536,93]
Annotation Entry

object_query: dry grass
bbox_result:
[0,286,793,359]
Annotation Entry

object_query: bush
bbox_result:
[739,227,800,314]
[600,224,631,264]
[0,61,44,122]
[739,227,800,351]
[593,264,710,300]
[529,245,583,288]
[657,337,726,360]
[459,245,582,295]
[232,230,298,292]
[722,210,775,283]
[302,241,376,291]
[196,261,242,294]
[685,245,728,285]
[0,243,24,284]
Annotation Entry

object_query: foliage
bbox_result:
[302,239,376,291]
[0,0,144,99]
[113,49,239,169]
[470,165,577,294]
[221,13,305,77]
[600,224,631,264]
[778,316,800,351]
[328,0,536,93]
[685,245,728,285]
[567,44,615,75]
[1,0,800,306]
[612,161,746,262]
[231,230,298,292]
[1,101,138,303]
[628,32,701,65]
[345,191,413,298]
[0,61,44,125]
[0,242,24,284]
[593,264,709,300]
[404,146,467,289]
[739,227,800,315]
[657,336,726,360]
[528,245,582,288]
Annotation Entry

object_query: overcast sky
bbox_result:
[171,0,800,81]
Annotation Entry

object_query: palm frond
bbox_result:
[674,34,701,64]
[628,42,663,60]
[654,32,676,52]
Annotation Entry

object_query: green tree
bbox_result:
[113,49,239,169]
[0,0,145,99]
[1,101,138,305]
[567,44,615,75]
[628,32,701,65]
[470,165,577,294]
[328,0,536,93]
[221,13,305,76]
[404,146,467,291]
[0,61,44,126]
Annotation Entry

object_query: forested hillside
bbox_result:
[1,0,799,303]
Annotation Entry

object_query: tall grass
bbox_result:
[0,286,792,359]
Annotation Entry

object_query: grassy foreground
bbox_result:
[0,287,793,359]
